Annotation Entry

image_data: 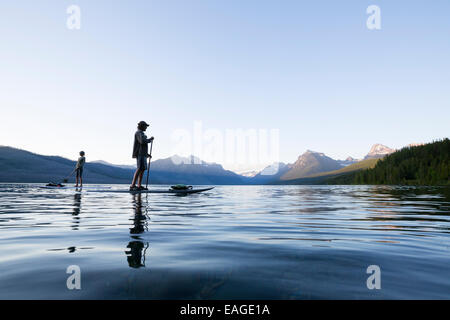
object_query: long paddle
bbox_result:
[145,140,154,189]
[62,168,76,183]
[48,168,75,186]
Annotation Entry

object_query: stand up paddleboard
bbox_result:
[88,187,214,194]
[40,186,112,190]
[39,185,214,194]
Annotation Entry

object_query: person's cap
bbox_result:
[138,121,150,127]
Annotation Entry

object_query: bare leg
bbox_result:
[137,170,145,187]
[80,176,83,187]
[75,172,79,187]
[131,169,140,187]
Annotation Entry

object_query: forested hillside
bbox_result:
[336,139,449,185]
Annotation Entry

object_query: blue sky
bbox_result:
[1,0,449,172]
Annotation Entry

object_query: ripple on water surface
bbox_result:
[0,184,449,299]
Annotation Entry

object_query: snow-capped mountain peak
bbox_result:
[365,144,396,159]
[238,170,259,178]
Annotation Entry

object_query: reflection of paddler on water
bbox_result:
[72,193,82,230]
[125,193,149,268]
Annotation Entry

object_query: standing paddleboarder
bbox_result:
[75,151,86,188]
[130,121,154,191]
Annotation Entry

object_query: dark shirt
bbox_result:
[132,130,152,158]
[76,156,85,169]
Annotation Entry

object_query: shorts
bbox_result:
[76,167,83,178]
[137,156,147,171]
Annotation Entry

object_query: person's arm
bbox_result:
[144,133,154,143]
[136,131,154,144]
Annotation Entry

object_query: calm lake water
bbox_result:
[0,184,449,299]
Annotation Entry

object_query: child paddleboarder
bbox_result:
[130,121,154,191]
[75,151,86,187]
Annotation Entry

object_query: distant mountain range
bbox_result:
[250,162,292,184]
[0,147,247,185]
[0,142,419,185]
[279,158,380,185]
[92,155,245,184]
[280,151,342,181]
[337,156,358,167]
[236,170,260,178]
